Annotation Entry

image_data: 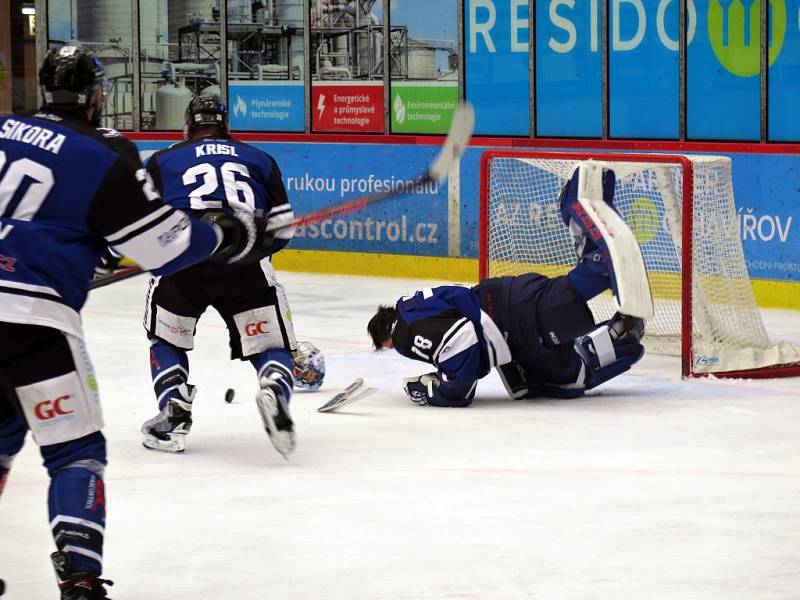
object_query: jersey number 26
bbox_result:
[182,161,255,212]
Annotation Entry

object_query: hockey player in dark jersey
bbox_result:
[367,167,647,407]
[139,94,299,459]
[0,47,273,599]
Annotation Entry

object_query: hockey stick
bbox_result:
[89,266,146,290]
[89,102,475,290]
[273,102,475,234]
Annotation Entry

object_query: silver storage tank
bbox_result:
[168,0,216,49]
[156,81,193,130]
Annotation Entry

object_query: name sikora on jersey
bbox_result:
[0,118,66,155]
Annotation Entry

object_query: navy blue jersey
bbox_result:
[391,285,511,396]
[0,112,220,338]
[146,137,294,252]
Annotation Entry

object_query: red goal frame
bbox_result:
[478,149,800,380]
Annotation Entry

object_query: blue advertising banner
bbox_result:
[458,146,800,282]
[136,140,448,257]
[228,82,305,132]
[135,139,799,283]
[535,0,602,137]
[769,0,800,141]
[687,0,763,140]
[465,0,530,136]
[610,0,679,139]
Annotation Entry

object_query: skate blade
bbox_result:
[142,433,186,453]
[256,390,296,460]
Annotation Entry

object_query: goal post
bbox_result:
[479,149,800,379]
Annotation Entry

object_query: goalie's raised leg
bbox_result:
[560,162,654,319]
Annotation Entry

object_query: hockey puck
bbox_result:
[0,578,5,596]
[224,388,235,403]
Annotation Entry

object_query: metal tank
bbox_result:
[77,0,164,51]
[168,0,216,48]
[227,0,252,23]
[405,45,437,80]
[155,81,193,130]
[276,0,304,79]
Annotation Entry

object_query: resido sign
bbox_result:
[469,0,790,77]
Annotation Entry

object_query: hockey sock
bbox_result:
[251,349,294,402]
[150,338,190,410]
[44,432,107,576]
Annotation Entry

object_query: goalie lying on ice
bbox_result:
[367,165,650,407]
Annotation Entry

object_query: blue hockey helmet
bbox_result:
[292,341,325,391]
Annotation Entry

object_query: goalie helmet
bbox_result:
[292,341,325,391]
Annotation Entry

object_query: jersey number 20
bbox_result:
[182,161,255,212]
[0,151,55,220]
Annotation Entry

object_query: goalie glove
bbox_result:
[403,373,438,406]
[403,373,477,407]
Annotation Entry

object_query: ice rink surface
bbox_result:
[2,271,800,600]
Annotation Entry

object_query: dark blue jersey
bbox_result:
[0,111,220,338]
[146,137,295,253]
[391,285,511,403]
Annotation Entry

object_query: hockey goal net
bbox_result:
[479,150,800,378]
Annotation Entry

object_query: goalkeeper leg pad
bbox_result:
[561,163,654,318]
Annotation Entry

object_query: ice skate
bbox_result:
[141,383,195,453]
[51,551,113,600]
[256,375,296,459]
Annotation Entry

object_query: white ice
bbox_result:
[2,272,800,600]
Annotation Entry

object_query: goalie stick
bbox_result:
[317,378,377,413]
[89,102,476,290]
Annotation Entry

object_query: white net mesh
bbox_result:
[483,152,800,375]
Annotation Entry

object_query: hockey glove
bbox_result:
[93,247,122,280]
[403,373,438,406]
[205,210,261,265]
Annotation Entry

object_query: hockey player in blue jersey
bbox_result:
[139,94,299,459]
[0,47,275,599]
[367,167,647,407]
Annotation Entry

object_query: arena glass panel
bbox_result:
[139,1,220,131]
[535,0,601,138]
[768,1,800,141]
[309,0,385,133]
[389,0,458,135]
[609,0,679,139]
[226,0,305,132]
[47,0,134,130]
[464,0,530,136]
[687,0,761,140]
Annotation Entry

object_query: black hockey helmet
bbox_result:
[39,45,107,124]
[184,94,229,134]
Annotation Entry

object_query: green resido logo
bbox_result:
[708,0,786,77]
[626,197,660,245]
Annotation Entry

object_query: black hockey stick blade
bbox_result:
[89,266,143,290]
